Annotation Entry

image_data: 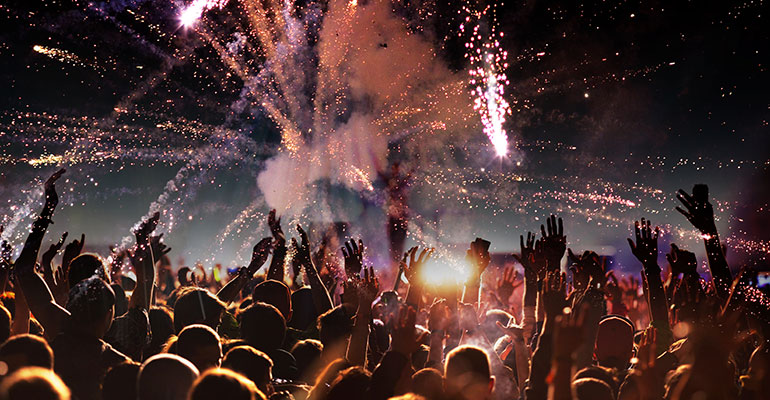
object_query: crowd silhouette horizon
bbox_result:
[0,168,768,400]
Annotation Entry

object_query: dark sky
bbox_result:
[0,0,767,272]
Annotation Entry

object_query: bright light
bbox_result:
[180,3,204,27]
[419,258,469,287]
[179,0,229,28]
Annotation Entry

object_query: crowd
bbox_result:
[0,168,768,400]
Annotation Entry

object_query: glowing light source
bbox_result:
[419,259,469,287]
[179,0,228,28]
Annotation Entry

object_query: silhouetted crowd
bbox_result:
[0,168,768,400]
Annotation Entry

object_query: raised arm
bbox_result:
[541,215,566,273]
[627,219,670,330]
[14,169,70,339]
[0,231,11,292]
[341,238,364,279]
[513,232,540,346]
[39,232,66,297]
[295,225,333,314]
[217,237,272,304]
[11,275,30,335]
[547,313,584,400]
[463,238,491,306]
[524,271,568,400]
[402,246,433,309]
[128,213,168,311]
[368,305,427,400]
[346,267,378,367]
[266,209,286,282]
[676,185,731,298]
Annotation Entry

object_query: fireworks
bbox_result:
[179,0,229,28]
[461,6,512,158]
[1,0,765,268]
[32,45,105,73]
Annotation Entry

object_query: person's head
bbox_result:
[68,253,109,288]
[290,339,323,384]
[288,288,316,331]
[101,361,139,400]
[177,324,222,372]
[0,305,10,345]
[173,287,226,333]
[594,315,635,369]
[147,306,175,357]
[111,284,128,317]
[325,366,371,400]
[222,346,273,395]
[65,276,115,337]
[238,302,286,352]
[189,368,265,400]
[317,306,353,359]
[252,280,292,321]
[137,354,199,400]
[0,334,54,375]
[0,366,70,400]
[572,377,614,400]
[573,366,618,396]
[444,346,494,400]
[412,368,444,400]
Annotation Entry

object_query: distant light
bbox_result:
[584,92,590,98]
[630,13,635,18]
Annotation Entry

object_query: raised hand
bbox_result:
[244,237,272,274]
[134,212,160,247]
[630,327,664,400]
[541,270,568,319]
[676,185,717,236]
[0,238,11,287]
[466,238,491,284]
[496,266,521,304]
[512,232,537,277]
[150,234,172,261]
[567,249,604,290]
[267,209,285,246]
[428,298,449,333]
[540,214,566,271]
[390,305,428,356]
[553,311,585,361]
[401,246,434,284]
[627,218,659,267]
[61,234,85,272]
[341,238,364,277]
[604,270,622,302]
[358,266,380,307]
[294,225,313,268]
[42,168,66,218]
[1,237,14,264]
[41,232,67,278]
[666,243,697,276]
[496,319,525,341]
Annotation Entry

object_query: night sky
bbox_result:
[0,0,767,275]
